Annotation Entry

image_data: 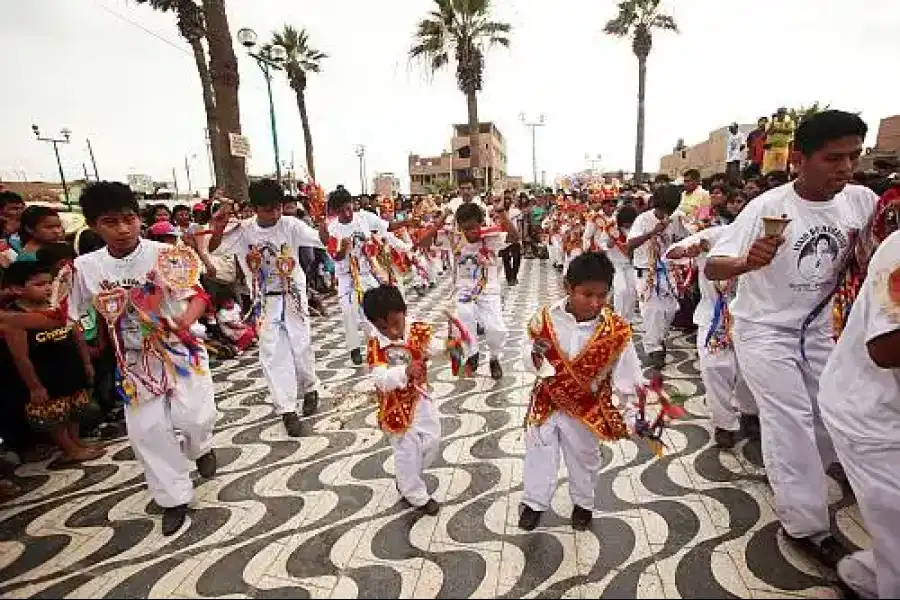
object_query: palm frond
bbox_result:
[650,14,678,32]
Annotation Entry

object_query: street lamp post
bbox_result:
[184,153,197,194]
[519,113,545,186]
[585,153,602,173]
[354,144,367,194]
[32,124,71,206]
[237,27,287,183]
[86,138,100,180]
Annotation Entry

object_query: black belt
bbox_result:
[264,291,285,297]
[635,268,646,277]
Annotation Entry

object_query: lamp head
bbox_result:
[61,127,71,141]
[237,27,258,49]
[269,44,287,63]
[31,124,40,137]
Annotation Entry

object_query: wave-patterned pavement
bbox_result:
[0,259,865,599]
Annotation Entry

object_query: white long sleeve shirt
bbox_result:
[370,324,445,393]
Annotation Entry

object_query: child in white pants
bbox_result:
[520,252,643,531]
[627,185,689,370]
[364,285,443,515]
[667,225,759,448]
[69,182,218,537]
[819,229,900,599]
[452,202,519,380]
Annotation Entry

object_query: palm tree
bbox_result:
[604,0,678,182]
[133,0,227,188]
[202,0,248,201]
[410,0,511,191]
[270,26,326,183]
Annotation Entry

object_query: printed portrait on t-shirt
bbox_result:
[797,232,839,282]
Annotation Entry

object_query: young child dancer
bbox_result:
[583,199,638,322]
[819,217,900,598]
[209,179,324,437]
[520,251,643,531]
[666,225,759,448]
[363,284,443,515]
[3,261,103,464]
[452,202,519,380]
[326,188,411,365]
[68,182,218,536]
[627,185,690,369]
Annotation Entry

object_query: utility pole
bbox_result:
[184,154,196,195]
[86,138,99,180]
[354,144,367,194]
[172,167,179,199]
[82,163,90,181]
[519,113,545,186]
[204,128,215,188]
[32,124,71,206]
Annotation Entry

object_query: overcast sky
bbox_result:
[2,0,898,195]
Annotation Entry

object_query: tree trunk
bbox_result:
[466,90,481,190]
[634,55,647,183]
[295,87,316,183]
[202,0,247,201]
[187,35,227,189]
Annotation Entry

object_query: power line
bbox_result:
[92,0,192,56]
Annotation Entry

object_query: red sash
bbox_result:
[366,322,432,434]
[527,306,632,440]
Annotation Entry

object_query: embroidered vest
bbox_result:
[366,322,433,434]
[527,306,632,440]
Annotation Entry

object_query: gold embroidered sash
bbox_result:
[527,306,632,440]
[366,322,433,434]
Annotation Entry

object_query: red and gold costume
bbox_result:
[366,322,433,434]
[526,306,632,440]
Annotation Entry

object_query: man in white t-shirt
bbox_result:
[210,180,326,437]
[818,229,900,599]
[443,176,489,225]
[705,110,878,569]
[725,123,745,185]
[326,188,412,365]
[627,185,690,369]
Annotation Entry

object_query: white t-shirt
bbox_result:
[668,225,729,326]
[455,233,507,299]
[709,182,878,330]
[726,132,745,163]
[503,206,522,249]
[445,197,491,227]
[68,239,203,400]
[819,229,900,444]
[217,216,323,294]
[327,211,392,279]
[627,210,690,269]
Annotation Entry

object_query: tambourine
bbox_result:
[156,244,201,289]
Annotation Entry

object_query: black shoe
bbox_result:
[571,505,593,531]
[428,282,436,289]
[302,391,318,417]
[162,504,188,536]
[476,324,485,336]
[740,414,761,440]
[714,428,737,449]
[282,413,303,438]
[783,531,849,570]
[350,348,363,366]
[489,358,503,380]
[196,450,217,478]
[518,505,542,531]
[512,278,519,285]
[418,498,440,516]
[466,354,480,373]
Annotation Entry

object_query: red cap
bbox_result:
[148,221,179,237]
[193,202,207,212]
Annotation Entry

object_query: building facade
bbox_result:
[658,123,755,178]
[373,172,401,198]
[409,122,510,194]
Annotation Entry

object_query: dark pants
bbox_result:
[726,160,742,184]
[499,243,522,283]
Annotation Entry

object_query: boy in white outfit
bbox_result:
[627,185,690,369]
[819,228,900,599]
[667,224,759,448]
[583,199,639,322]
[452,202,519,380]
[364,284,443,515]
[70,182,218,536]
[519,252,643,531]
[209,179,324,438]
[705,110,878,569]
[326,188,411,365]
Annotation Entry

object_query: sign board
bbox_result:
[229,133,252,158]
[127,174,153,194]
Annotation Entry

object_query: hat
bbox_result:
[192,202,207,212]
[148,221,180,238]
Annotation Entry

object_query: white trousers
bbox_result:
[390,397,441,507]
[696,328,757,431]
[523,411,600,512]
[612,264,638,323]
[337,272,378,353]
[636,271,679,354]
[549,237,563,266]
[732,320,837,538]
[126,364,217,508]
[258,295,317,415]
[826,430,900,598]
[456,295,507,359]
